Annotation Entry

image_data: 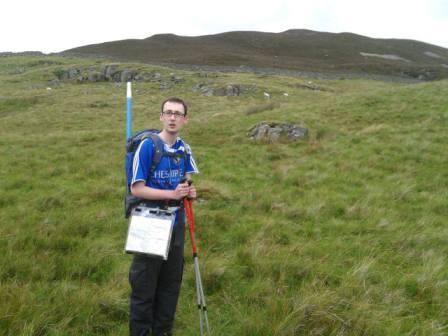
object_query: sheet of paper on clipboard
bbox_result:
[125,206,176,260]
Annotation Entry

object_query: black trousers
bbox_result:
[129,215,185,336]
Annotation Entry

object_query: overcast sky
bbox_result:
[2,0,447,53]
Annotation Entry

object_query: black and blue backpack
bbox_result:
[124,129,187,218]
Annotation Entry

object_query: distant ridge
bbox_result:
[0,51,44,57]
[63,29,448,80]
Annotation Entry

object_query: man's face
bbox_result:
[160,101,188,135]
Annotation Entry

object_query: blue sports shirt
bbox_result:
[131,136,199,190]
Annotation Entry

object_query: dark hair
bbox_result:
[161,97,188,116]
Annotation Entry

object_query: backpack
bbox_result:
[124,129,187,218]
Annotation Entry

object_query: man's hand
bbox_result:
[187,184,197,199]
[173,181,190,200]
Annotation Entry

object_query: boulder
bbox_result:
[295,82,321,91]
[48,79,62,87]
[63,68,81,80]
[225,84,240,96]
[248,122,308,141]
[195,72,219,78]
[111,71,122,82]
[88,71,105,82]
[152,72,162,80]
[102,64,118,80]
[171,75,184,83]
[193,83,214,96]
[194,83,253,96]
[213,84,241,96]
[15,67,26,74]
[120,70,137,82]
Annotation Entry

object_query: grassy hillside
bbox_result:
[0,55,447,335]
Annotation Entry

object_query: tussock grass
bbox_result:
[1,55,447,335]
[245,102,279,115]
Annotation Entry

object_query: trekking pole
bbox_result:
[185,198,210,335]
[184,198,204,335]
[126,82,132,140]
[182,181,210,335]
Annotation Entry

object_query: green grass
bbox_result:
[0,55,447,335]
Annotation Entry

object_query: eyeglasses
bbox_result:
[162,110,186,118]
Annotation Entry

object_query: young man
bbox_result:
[129,97,198,336]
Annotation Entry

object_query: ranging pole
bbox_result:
[126,82,132,140]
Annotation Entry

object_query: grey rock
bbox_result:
[88,71,105,82]
[138,71,161,82]
[211,87,226,96]
[195,72,219,78]
[112,71,122,82]
[64,68,81,80]
[248,122,308,141]
[193,83,258,96]
[295,82,321,91]
[15,67,26,74]
[202,89,214,96]
[120,70,137,82]
[76,75,85,83]
[201,84,238,96]
[171,75,184,83]
[194,83,205,90]
[193,83,214,96]
[225,84,240,96]
[102,64,118,80]
[48,79,62,87]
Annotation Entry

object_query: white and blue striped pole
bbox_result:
[126,82,133,140]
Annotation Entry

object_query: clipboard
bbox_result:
[125,205,176,260]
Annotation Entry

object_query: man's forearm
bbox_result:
[131,184,176,200]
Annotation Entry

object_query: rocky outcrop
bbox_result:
[193,83,258,96]
[248,122,308,141]
[54,65,189,85]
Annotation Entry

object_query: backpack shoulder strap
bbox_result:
[147,133,164,177]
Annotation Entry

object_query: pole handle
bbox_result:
[180,177,193,186]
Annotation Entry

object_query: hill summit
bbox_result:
[63,29,448,80]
